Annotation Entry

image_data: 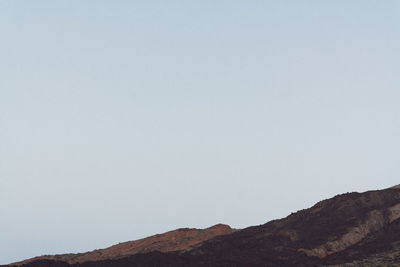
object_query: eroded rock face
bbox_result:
[11,224,236,265]
[299,206,397,258]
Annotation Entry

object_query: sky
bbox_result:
[1,0,400,264]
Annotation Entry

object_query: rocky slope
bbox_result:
[7,185,400,267]
[11,224,236,265]
[184,185,400,266]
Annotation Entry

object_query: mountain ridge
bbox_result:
[10,224,236,266]
[7,185,400,267]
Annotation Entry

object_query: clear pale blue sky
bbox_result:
[1,1,399,264]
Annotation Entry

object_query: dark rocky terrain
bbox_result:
[6,185,400,267]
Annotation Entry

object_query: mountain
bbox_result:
[10,224,236,265]
[7,185,400,267]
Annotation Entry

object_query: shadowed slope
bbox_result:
[181,186,400,266]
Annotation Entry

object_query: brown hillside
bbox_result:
[12,224,236,265]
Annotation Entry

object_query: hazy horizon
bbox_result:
[1,1,400,264]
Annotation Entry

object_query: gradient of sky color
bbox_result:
[1,1,400,264]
